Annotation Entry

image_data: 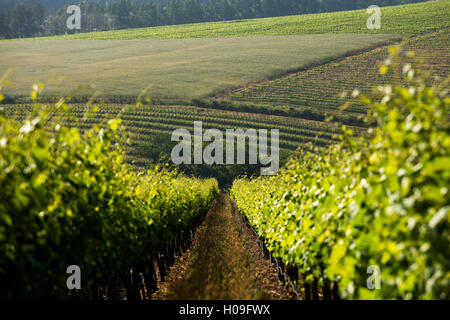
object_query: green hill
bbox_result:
[223,29,449,121]
[15,0,450,41]
[0,34,399,102]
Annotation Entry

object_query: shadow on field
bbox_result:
[151,193,290,300]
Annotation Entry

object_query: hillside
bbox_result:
[18,0,450,40]
[0,0,449,303]
[0,34,399,102]
[1,1,448,172]
[0,1,431,40]
[2,1,448,104]
[1,103,347,152]
[223,29,450,120]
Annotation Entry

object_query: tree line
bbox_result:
[0,0,425,39]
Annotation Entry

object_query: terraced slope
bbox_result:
[225,29,449,118]
[19,0,450,41]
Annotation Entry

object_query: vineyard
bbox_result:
[0,0,449,302]
[20,0,450,41]
[226,29,450,121]
[231,56,450,299]
[0,87,219,299]
[1,104,354,163]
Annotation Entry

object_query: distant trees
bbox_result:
[0,3,44,38]
[184,0,203,23]
[0,11,9,38]
[0,0,427,39]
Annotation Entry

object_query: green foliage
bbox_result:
[130,131,278,189]
[0,86,218,299]
[228,29,450,124]
[231,51,450,299]
[17,0,450,41]
[3,102,334,188]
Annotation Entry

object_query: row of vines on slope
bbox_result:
[2,104,346,151]
[231,50,449,299]
[227,29,449,124]
[0,82,219,299]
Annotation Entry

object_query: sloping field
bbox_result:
[19,0,450,41]
[0,34,399,101]
[225,29,450,118]
[1,104,351,163]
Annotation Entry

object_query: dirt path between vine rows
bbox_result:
[151,193,291,300]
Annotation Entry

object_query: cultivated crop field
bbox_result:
[0,34,400,101]
[226,29,450,118]
[231,68,449,299]
[0,100,219,299]
[19,0,450,41]
[1,0,449,303]
[2,104,348,155]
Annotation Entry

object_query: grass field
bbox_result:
[0,34,399,101]
[15,0,450,41]
[224,29,450,117]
